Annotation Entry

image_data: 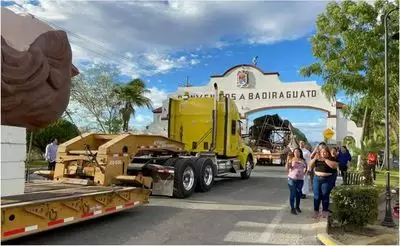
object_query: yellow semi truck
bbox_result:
[127,83,256,198]
[1,83,255,241]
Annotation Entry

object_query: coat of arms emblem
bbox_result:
[237,70,249,88]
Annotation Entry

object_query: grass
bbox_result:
[347,161,399,188]
[26,160,47,168]
[375,169,399,188]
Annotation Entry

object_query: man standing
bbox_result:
[337,146,352,184]
[299,140,311,198]
[45,137,58,171]
[367,152,377,181]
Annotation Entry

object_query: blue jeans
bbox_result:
[313,175,335,212]
[288,178,304,209]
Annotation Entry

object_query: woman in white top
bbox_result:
[299,141,311,198]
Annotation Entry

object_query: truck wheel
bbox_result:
[195,157,215,192]
[165,157,179,167]
[240,156,253,180]
[173,158,197,198]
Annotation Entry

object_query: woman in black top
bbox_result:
[309,146,339,218]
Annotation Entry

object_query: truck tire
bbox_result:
[240,156,253,180]
[195,157,215,192]
[165,157,179,167]
[173,158,197,198]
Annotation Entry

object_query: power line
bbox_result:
[33,15,134,63]
[23,11,138,67]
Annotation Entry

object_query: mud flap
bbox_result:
[150,169,175,197]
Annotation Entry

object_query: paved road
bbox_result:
[5,166,321,245]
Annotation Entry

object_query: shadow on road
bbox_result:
[5,166,289,245]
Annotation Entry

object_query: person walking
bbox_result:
[367,152,378,181]
[309,145,339,218]
[306,144,315,192]
[337,146,352,184]
[45,137,58,171]
[299,141,311,198]
[310,142,327,159]
[285,148,307,215]
[330,147,339,187]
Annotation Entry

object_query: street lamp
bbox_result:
[381,6,399,228]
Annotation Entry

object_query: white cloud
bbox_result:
[6,0,328,77]
[144,87,169,109]
[135,114,153,124]
[130,113,153,130]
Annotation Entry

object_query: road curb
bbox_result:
[353,233,398,245]
[316,233,343,245]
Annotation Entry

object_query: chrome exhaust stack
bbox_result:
[210,83,218,151]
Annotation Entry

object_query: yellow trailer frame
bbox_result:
[1,182,150,242]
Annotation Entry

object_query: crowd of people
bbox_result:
[285,141,352,218]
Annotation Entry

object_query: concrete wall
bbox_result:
[1,125,26,196]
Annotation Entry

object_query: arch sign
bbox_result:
[149,64,363,147]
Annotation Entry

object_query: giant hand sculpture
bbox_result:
[1,30,79,130]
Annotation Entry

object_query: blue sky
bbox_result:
[4,0,351,142]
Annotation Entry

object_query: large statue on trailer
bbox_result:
[249,114,306,166]
[1,7,79,130]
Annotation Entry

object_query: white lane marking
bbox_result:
[256,203,288,244]
[223,203,288,244]
[234,221,325,231]
[147,199,284,211]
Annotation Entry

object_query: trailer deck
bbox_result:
[2,183,135,206]
[1,182,151,242]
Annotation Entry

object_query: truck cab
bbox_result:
[167,83,256,178]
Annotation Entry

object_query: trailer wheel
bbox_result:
[195,157,215,192]
[173,158,197,198]
[240,156,253,179]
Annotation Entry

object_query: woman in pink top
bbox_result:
[285,148,307,215]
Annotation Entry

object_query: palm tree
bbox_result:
[114,78,153,132]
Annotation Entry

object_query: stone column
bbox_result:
[1,125,26,196]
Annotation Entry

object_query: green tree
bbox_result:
[69,63,123,133]
[300,0,399,161]
[26,119,80,154]
[114,79,153,132]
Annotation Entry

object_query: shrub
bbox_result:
[26,119,80,153]
[331,185,380,227]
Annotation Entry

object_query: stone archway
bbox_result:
[148,64,363,147]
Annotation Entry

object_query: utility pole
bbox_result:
[179,76,192,87]
[381,5,398,228]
